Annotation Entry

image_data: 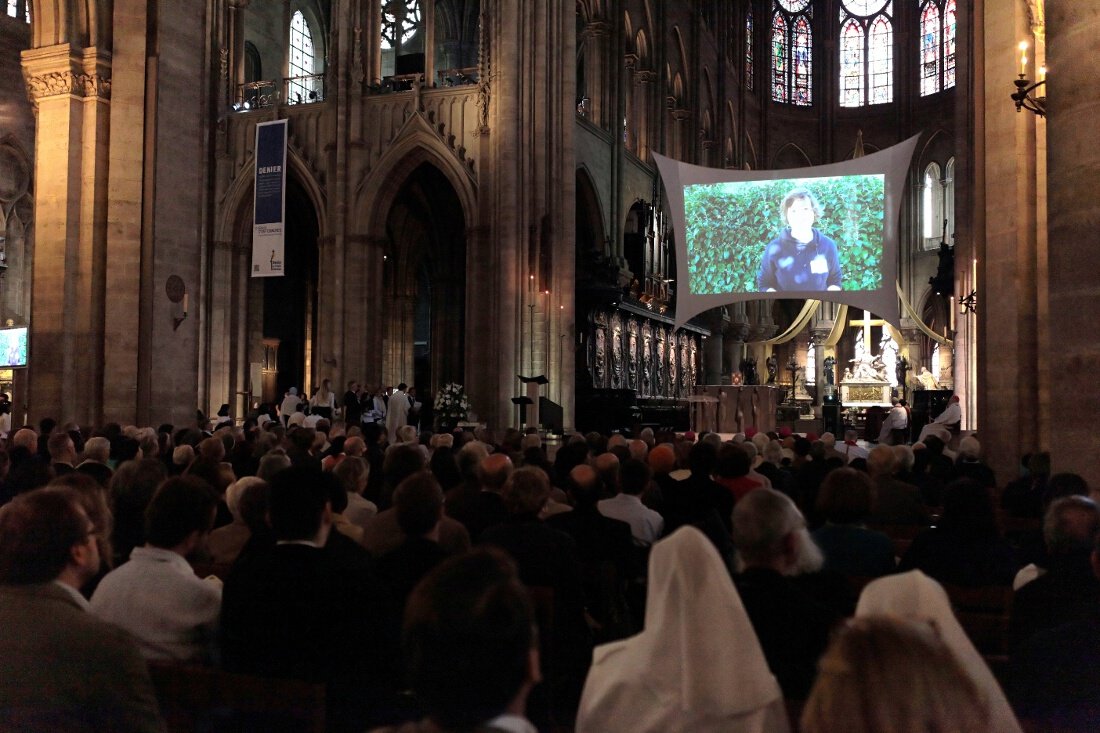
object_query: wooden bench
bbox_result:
[942,583,1013,656]
[147,661,326,733]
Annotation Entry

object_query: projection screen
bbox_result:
[656,135,920,329]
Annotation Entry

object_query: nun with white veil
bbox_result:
[576,526,790,733]
[855,570,1023,733]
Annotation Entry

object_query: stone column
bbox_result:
[21,45,111,424]
[703,309,725,384]
[725,304,750,379]
[810,327,829,407]
[583,20,610,127]
[1045,0,1100,487]
[634,69,655,160]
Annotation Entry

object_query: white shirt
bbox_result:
[485,714,538,733]
[287,411,306,428]
[841,441,869,463]
[90,546,221,663]
[933,401,962,425]
[597,493,664,546]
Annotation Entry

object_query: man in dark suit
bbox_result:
[343,381,363,427]
[76,435,115,487]
[0,487,165,732]
[221,466,398,732]
[375,471,450,614]
[48,431,78,477]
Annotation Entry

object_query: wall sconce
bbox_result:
[959,289,977,315]
[1012,41,1046,116]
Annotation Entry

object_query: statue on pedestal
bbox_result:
[823,355,836,385]
[766,354,778,384]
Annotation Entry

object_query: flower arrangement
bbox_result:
[435,382,470,423]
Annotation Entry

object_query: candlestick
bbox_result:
[1018,41,1028,75]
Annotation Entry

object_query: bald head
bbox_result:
[478,453,514,493]
[593,452,620,493]
[344,436,366,457]
[867,445,898,477]
[628,439,648,462]
[11,428,36,452]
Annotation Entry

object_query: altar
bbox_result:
[690,385,779,434]
[840,381,892,407]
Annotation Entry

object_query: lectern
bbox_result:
[514,374,548,428]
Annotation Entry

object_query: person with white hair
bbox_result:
[207,476,265,564]
[578,527,790,733]
[954,435,996,488]
[731,488,840,699]
[76,436,114,486]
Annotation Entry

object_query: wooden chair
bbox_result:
[942,583,1013,657]
[146,661,326,733]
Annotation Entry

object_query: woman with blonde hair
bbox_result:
[801,616,990,733]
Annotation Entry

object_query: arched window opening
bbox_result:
[288,10,321,104]
[772,0,812,106]
[838,0,892,107]
[920,0,956,95]
[944,157,956,244]
[922,161,943,251]
[381,0,424,77]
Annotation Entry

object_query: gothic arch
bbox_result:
[575,165,608,256]
[216,146,328,244]
[352,112,477,240]
[771,142,812,169]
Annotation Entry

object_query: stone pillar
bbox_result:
[384,293,416,389]
[1046,0,1100,488]
[703,309,725,385]
[978,0,1045,479]
[810,327,829,407]
[725,303,750,379]
[583,20,610,127]
[21,45,111,425]
[634,69,655,161]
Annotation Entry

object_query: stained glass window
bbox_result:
[919,0,956,95]
[772,2,812,106]
[746,7,754,91]
[382,0,421,51]
[288,11,318,104]
[838,1,892,107]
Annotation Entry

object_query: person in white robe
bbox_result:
[576,526,790,733]
[855,570,1023,733]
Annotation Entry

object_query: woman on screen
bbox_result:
[756,188,843,292]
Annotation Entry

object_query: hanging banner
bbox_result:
[656,134,920,329]
[252,119,288,277]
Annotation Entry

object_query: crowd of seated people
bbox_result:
[0,414,1096,731]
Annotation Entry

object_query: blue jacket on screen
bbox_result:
[756,228,843,292]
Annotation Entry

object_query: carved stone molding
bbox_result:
[25,70,111,101]
[634,69,656,85]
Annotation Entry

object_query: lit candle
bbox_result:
[1018,41,1028,75]
[949,296,955,332]
[1039,65,1046,82]
[183,293,189,314]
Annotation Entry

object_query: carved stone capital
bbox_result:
[624,53,638,71]
[634,69,656,85]
[586,20,612,37]
[671,108,691,122]
[24,69,111,101]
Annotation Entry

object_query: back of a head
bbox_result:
[395,471,445,537]
[731,488,802,565]
[647,443,677,475]
[688,440,719,477]
[198,436,226,462]
[820,432,837,450]
[257,450,292,482]
[477,452,514,493]
[619,458,652,496]
[110,457,169,502]
[1027,451,1052,478]
[343,436,366,457]
[0,488,88,585]
[47,431,73,461]
[568,464,602,507]
[502,466,551,517]
[867,445,898,477]
[958,436,981,461]
[593,451,620,491]
[715,443,751,479]
[83,436,111,463]
[267,465,330,541]
[397,425,418,444]
[333,455,369,495]
[627,439,648,462]
[384,444,428,489]
[802,616,988,733]
[1046,472,1089,503]
[403,549,535,730]
[762,439,783,465]
[817,468,875,525]
[892,444,915,473]
[226,476,265,520]
[11,428,36,452]
[1044,495,1100,556]
[145,477,219,549]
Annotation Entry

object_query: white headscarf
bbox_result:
[856,570,1022,733]
[577,526,790,733]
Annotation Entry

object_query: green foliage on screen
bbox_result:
[684,175,886,294]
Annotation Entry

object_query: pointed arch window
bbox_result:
[839,0,892,107]
[288,10,320,103]
[772,0,812,106]
[922,161,943,250]
[920,0,956,95]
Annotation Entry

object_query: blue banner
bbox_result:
[252,119,287,277]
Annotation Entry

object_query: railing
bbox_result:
[436,66,479,87]
[232,74,326,112]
